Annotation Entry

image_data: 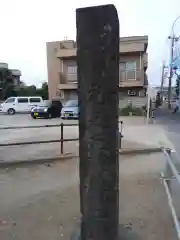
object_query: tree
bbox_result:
[0,69,14,100]
[38,82,48,100]
[1,79,49,100]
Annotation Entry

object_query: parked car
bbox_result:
[31,100,62,119]
[61,100,79,119]
[0,96,43,115]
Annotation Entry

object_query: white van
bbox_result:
[0,96,44,115]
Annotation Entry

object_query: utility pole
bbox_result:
[168,36,175,109]
[168,16,180,109]
[160,62,165,96]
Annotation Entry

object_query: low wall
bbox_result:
[119,96,147,108]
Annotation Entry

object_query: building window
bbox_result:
[119,61,137,81]
[67,66,77,74]
[126,61,136,80]
[126,61,136,70]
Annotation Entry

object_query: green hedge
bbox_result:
[119,103,144,116]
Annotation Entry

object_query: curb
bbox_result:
[0,153,78,169]
[0,148,163,169]
[119,147,162,155]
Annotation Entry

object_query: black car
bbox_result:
[30,100,62,119]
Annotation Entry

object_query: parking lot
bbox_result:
[0,114,178,240]
[0,114,79,162]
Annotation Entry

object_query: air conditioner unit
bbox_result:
[128,90,137,96]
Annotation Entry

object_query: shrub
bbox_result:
[119,103,144,116]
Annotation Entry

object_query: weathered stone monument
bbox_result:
[75,4,119,240]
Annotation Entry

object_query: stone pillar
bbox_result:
[76,4,119,240]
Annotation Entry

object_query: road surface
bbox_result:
[155,108,180,154]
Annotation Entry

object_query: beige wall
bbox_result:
[46,36,148,100]
[46,41,61,99]
[59,54,145,85]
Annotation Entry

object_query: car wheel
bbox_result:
[7,108,15,115]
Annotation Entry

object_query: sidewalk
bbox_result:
[123,124,174,150]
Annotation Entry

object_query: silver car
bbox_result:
[61,100,79,119]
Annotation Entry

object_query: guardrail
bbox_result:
[0,121,124,155]
[162,148,180,240]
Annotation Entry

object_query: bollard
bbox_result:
[119,132,123,149]
[119,121,123,149]
[60,122,64,154]
[120,120,123,132]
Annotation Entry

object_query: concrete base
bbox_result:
[70,225,138,240]
[147,118,154,124]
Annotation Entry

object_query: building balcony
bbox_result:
[119,70,144,87]
[143,53,148,69]
[58,69,145,90]
[57,48,76,59]
[120,42,145,53]
[58,83,77,90]
[59,72,77,90]
[57,43,147,59]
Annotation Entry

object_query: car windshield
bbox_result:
[64,100,78,107]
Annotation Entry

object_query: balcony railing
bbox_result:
[119,69,144,87]
[59,69,144,87]
[67,73,77,83]
[119,69,142,81]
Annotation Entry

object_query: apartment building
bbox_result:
[46,35,148,101]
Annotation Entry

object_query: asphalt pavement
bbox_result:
[155,108,180,154]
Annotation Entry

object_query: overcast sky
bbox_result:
[0,0,180,87]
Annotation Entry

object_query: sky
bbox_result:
[0,0,180,87]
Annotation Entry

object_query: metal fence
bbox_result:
[0,123,78,155]
[0,121,124,155]
[162,148,180,240]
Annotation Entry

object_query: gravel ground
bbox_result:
[0,114,173,162]
[0,152,178,240]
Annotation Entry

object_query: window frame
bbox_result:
[17,98,29,103]
[126,61,136,80]
[29,97,41,103]
[5,97,15,103]
[119,61,137,81]
[67,66,77,75]
[125,61,136,71]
